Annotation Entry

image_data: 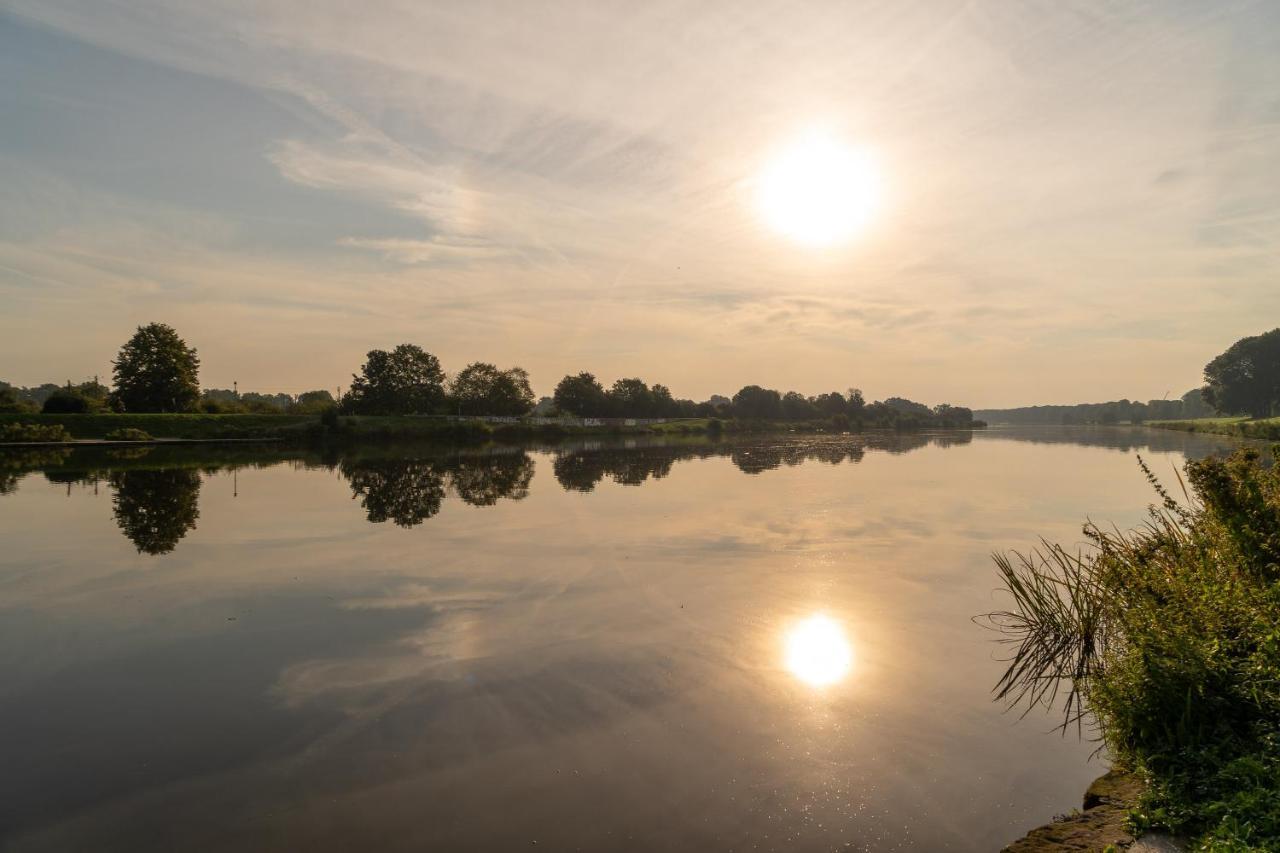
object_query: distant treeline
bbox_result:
[976,389,1215,426]
[1,324,981,430]
[0,379,336,416]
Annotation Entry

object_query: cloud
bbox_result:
[1,1,1279,404]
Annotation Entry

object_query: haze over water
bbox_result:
[0,427,1260,851]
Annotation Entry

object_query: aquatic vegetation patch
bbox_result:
[987,447,1280,849]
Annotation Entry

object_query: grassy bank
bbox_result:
[989,448,1280,849]
[1149,415,1280,441]
[0,412,311,440]
[0,412,987,444]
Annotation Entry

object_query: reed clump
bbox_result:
[987,447,1280,849]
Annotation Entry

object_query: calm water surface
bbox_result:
[0,427,1257,851]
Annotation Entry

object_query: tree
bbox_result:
[553,372,608,417]
[1203,329,1280,419]
[732,385,782,419]
[342,344,445,415]
[608,378,654,417]
[813,391,846,416]
[449,363,536,416]
[0,386,35,414]
[291,389,336,414]
[847,388,866,417]
[650,384,678,417]
[110,323,201,413]
[781,391,817,420]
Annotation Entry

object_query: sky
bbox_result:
[1,1,1278,408]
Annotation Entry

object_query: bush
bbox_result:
[320,407,339,429]
[706,418,723,437]
[988,448,1280,847]
[41,390,90,414]
[0,422,72,443]
[829,413,850,432]
[105,428,153,442]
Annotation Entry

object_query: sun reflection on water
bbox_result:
[784,614,854,687]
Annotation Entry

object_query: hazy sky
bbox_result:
[2,1,1278,407]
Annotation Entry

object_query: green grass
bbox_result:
[987,449,1280,849]
[1149,416,1280,441]
[0,412,310,440]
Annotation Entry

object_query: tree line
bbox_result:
[975,389,1214,426]
[37,321,1280,425]
[1,322,985,427]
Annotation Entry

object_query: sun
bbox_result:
[784,613,854,687]
[756,130,881,248]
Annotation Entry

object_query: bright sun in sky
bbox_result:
[784,613,854,687]
[757,130,881,248]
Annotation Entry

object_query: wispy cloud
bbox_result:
[1,1,1279,404]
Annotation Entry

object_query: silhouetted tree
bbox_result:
[553,372,609,416]
[342,344,445,415]
[110,468,201,554]
[449,363,535,416]
[110,323,201,413]
[732,385,781,419]
[607,378,654,417]
[1203,328,1280,418]
[781,391,817,420]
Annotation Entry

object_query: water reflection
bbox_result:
[0,425,1269,852]
[109,469,202,555]
[342,458,447,527]
[341,451,535,527]
[0,428,1263,558]
[784,614,854,687]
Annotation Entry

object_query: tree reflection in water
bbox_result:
[339,451,535,527]
[0,430,1000,553]
[110,468,201,555]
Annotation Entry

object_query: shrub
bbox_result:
[706,418,723,437]
[0,422,72,443]
[41,390,90,414]
[105,428,153,442]
[829,413,850,432]
[987,448,1280,847]
[319,407,339,429]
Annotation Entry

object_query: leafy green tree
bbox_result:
[1203,328,1280,418]
[553,372,608,416]
[732,385,782,419]
[110,323,201,413]
[0,386,35,413]
[291,389,336,414]
[342,344,445,415]
[449,363,535,416]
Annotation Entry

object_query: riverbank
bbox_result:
[1148,415,1280,440]
[1003,771,1143,851]
[989,445,1280,849]
[0,413,986,444]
